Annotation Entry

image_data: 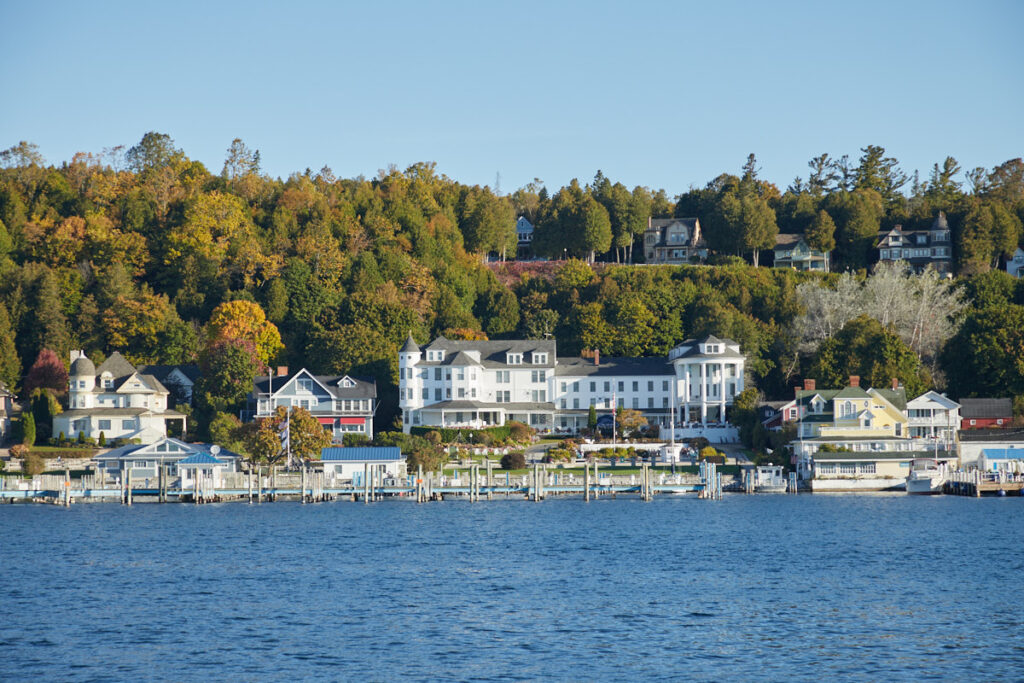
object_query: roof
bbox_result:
[957,428,1024,443]
[420,400,556,412]
[94,439,239,462]
[96,352,137,380]
[177,452,227,465]
[58,407,186,418]
[400,334,420,353]
[813,450,954,462]
[555,356,674,377]
[774,233,805,249]
[136,363,201,384]
[906,391,959,410]
[959,398,1012,419]
[320,446,404,462]
[419,338,557,369]
[253,369,377,399]
[668,336,744,361]
[70,355,96,377]
[448,350,482,367]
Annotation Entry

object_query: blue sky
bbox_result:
[2,0,1021,195]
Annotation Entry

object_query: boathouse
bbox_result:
[318,446,406,482]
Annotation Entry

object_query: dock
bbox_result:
[944,470,1024,497]
[0,461,727,505]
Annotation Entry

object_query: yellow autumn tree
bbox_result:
[205,300,283,367]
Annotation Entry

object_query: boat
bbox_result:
[754,465,789,493]
[906,458,947,495]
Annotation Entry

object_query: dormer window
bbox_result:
[298,378,313,393]
[704,344,720,354]
[533,353,547,364]
[338,377,355,388]
[507,353,522,365]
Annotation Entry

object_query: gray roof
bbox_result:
[96,352,137,380]
[555,356,674,377]
[420,338,557,369]
[774,233,805,249]
[959,398,1012,419]
[60,407,186,418]
[420,400,556,412]
[253,370,377,399]
[813,450,955,462]
[70,355,96,377]
[136,363,201,384]
[400,334,420,353]
[958,428,1024,442]
[670,336,745,361]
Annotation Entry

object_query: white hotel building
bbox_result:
[398,335,745,437]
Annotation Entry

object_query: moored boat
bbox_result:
[754,465,789,493]
[906,458,947,495]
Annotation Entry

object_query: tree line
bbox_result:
[1,134,1022,441]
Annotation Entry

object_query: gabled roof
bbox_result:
[448,350,482,367]
[137,363,201,384]
[177,452,226,465]
[960,398,1012,419]
[321,446,404,462]
[418,339,557,369]
[906,391,960,410]
[253,368,377,399]
[97,352,137,380]
[774,233,806,249]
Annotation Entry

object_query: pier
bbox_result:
[0,461,727,505]
[944,470,1024,497]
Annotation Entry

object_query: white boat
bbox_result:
[906,458,947,495]
[754,465,789,493]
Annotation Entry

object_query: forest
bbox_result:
[1,133,1023,438]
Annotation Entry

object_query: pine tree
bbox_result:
[0,303,21,391]
[21,412,36,446]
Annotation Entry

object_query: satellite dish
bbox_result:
[210,445,221,455]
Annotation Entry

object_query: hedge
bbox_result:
[409,425,513,443]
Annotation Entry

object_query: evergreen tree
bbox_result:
[0,302,20,390]
[21,411,36,446]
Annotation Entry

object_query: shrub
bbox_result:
[342,433,369,447]
[544,448,572,463]
[77,430,85,445]
[500,451,526,470]
[22,450,45,476]
[58,431,65,444]
[98,432,106,448]
[425,430,442,446]
[507,421,534,443]
[699,446,726,464]
[9,443,29,460]
[21,413,36,446]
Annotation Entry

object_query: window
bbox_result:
[817,463,836,474]
[496,371,510,383]
[604,382,610,393]
[662,381,669,391]
[507,353,522,365]
[560,399,566,409]
[435,389,442,401]
[531,370,546,383]
[560,382,567,393]
[662,397,668,408]
[617,381,624,392]
[434,368,442,381]
[648,398,654,409]
[122,419,134,430]
[590,381,596,392]
[839,463,856,474]
[573,399,579,409]
[533,353,547,364]
[298,378,313,393]
[573,382,579,392]
[632,398,639,409]
[532,390,546,402]
[445,388,451,398]
[841,401,853,418]
[471,388,477,398]
[458,388,465,398]
[422,388,429,399]
[648,381,654,392]
[456,369,464,381]
[98,419,111,430]
[860,463,876,474]
[632,381,639,392]
[496,391,511,403]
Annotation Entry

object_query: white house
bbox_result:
[1006,248,1024,278]
[54,351,186,444]
[0,380,13,441]
[92,437,240,487]
[643,217,708,264]
[245,368,377,441]
[398,335,745,439]
[905,391,960,444]
[318,446,406,483]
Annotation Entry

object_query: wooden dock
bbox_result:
[945,470,1024,497]
[0,462,723,505]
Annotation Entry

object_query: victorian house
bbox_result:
[643,217,708,264]
[875,212,953,275]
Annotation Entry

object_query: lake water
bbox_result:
[1,494,1023,681]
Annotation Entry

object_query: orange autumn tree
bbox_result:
[204,300,283,367]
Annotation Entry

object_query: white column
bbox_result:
[719,362,726,422]
[682,365,690,423]
[699,362,707,425]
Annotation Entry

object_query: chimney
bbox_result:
[803,379,816,392]
[70,349,82,363]
[593,349,600,366]
[892,377,899,390]
[277,366,289,377]
[849,375,860,388]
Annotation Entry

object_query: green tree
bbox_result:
[194,339,261,434]
[587,404,598,431]
[942,302,1024,399]
[125,131,184,174]
[0,302,21,390]
[21,411,36,446]
[805,210,837,270]
[581,196,612,262]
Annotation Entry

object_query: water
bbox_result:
[1,495,1023,681]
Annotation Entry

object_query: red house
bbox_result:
[959,398,1012,430]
